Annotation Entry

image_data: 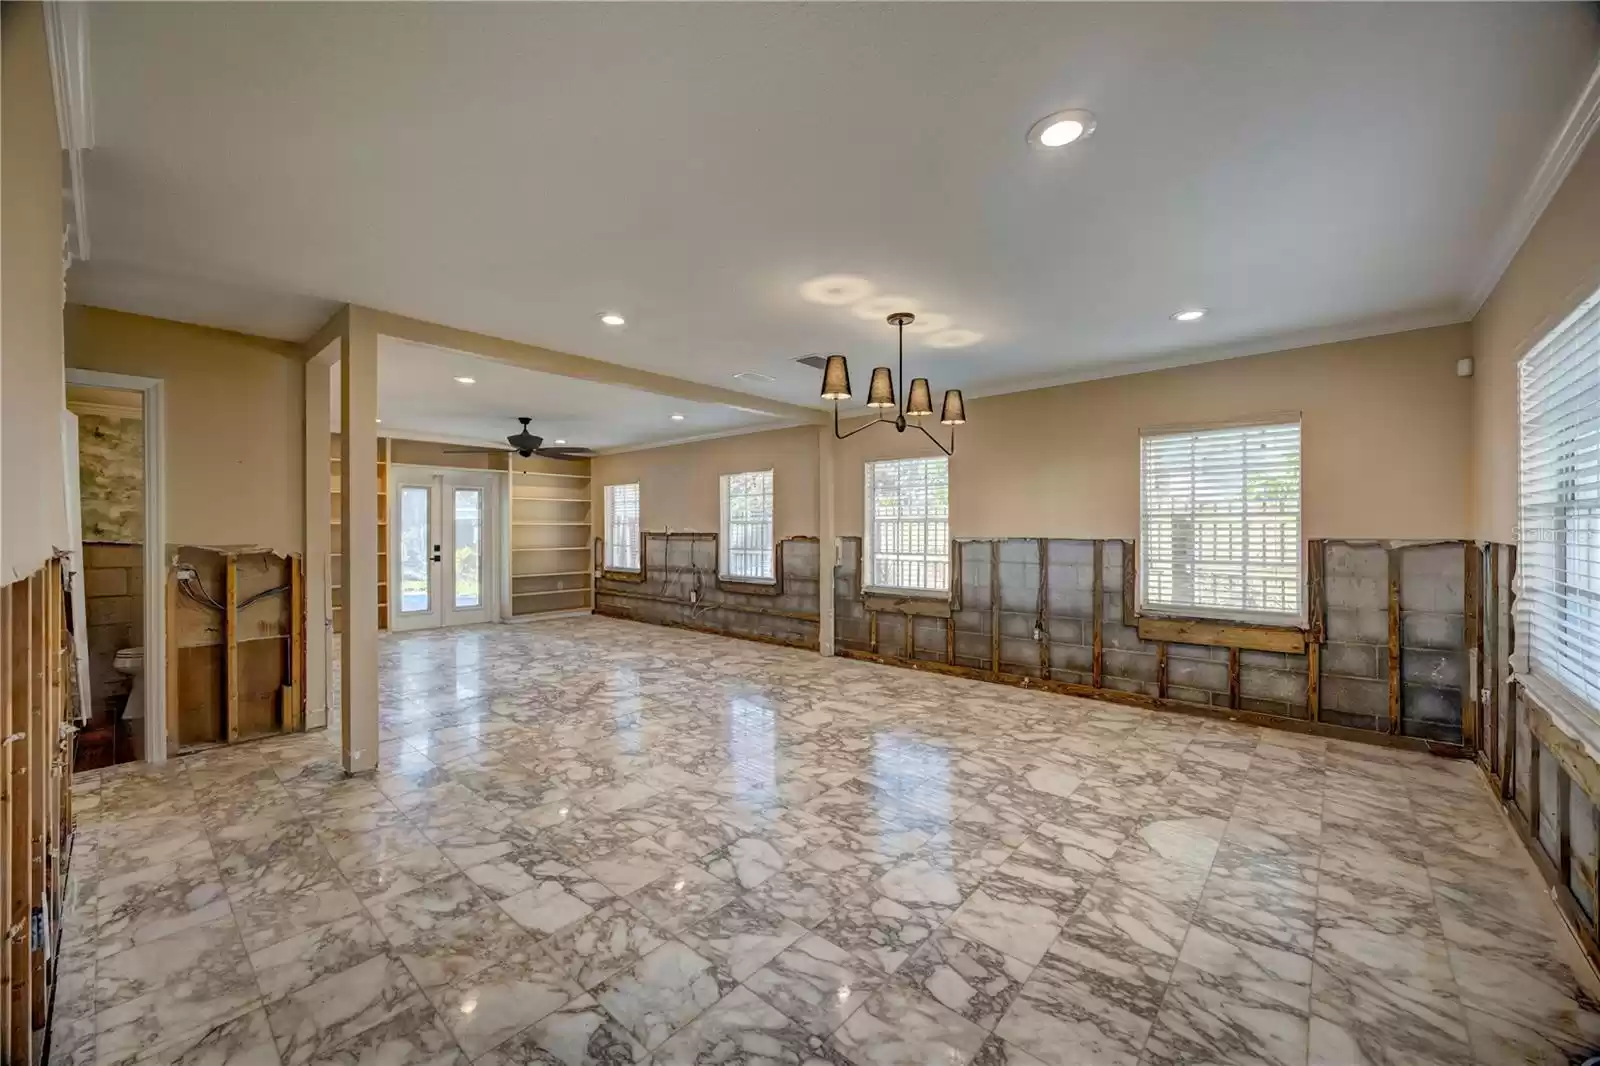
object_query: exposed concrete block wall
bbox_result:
[83,541,144,725]
[836,534,1470,747]
[1399,544,1467,740]
[595,532,820,649]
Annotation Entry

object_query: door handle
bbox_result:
[431,543,442,563]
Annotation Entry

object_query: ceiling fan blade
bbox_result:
[534,448,594,459]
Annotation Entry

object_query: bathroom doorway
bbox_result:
[65,384,148,769]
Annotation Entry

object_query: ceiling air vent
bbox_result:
[794,354,829,371]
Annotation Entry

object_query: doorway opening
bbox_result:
[65,383,148,769]
[389,468,500,630]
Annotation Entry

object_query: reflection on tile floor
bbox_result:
[54,616,1600,1066]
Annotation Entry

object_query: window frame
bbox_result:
[1137,417,1305,628]
[862,455,952,599]
[1516,283,1600,728]
[603,482,641,573]
[719,469,776,584]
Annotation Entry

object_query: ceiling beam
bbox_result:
[343,304,825,424]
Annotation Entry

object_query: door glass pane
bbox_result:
[399,485,431,613]
[453,487,483,609]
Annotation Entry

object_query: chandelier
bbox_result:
[820,312,966,456]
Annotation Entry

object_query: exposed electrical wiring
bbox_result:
[174,569,288,613]
[237,584,291,610]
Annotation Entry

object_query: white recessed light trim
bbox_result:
[1171,308,1207,322]
[454,376,476,384]
[599,312,626,326]
[1027,108,1096,149]
[553,439,566,445]
[670,413,685,421]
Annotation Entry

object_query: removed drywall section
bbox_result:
[65,306,305,554]
[837,535,1469,747]
[169,546,303,753]
[595,532,821,648]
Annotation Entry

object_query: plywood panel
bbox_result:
[176,645,225,747]
[236,640,286,739]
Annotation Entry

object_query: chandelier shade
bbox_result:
[820,355,852,400]
[866,367,896,408]
[906,377,933,418]
[940,389,967,425]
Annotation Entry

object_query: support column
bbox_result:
[303,344,335,732]
[817,426,836,657]
[340,309,380,774]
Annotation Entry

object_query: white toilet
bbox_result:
[113,646,144,724]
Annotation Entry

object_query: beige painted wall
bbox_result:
[65,306,306,554]
[1472,134,1600,544]
[2,3,70,582]
[835,324,1473,541]
[589,327,1471,548]
[591,425,820,539]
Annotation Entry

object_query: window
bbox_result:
[1140,420,1302,625]
[1518,286,1600,719]
[721,470,775,582]
[864,457,950,594]
[604,482,640,571]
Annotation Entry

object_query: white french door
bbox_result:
[390,470,498,631]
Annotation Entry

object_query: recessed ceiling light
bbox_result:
[599,312,626,326]
[375,418,382,424]
[553,439,566,445]
[1027,108,1096,149]
[1171,308,1207,322]
[454,376,476,384]
[670,413,685,421]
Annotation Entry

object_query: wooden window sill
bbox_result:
[1136,615,1306,654]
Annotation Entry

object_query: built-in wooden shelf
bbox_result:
[510,460,593,618]
[330,435,391,632]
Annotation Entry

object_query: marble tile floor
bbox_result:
[51,615,1600,1066]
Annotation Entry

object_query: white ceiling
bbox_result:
[69,3,1600,416]
[333,339,783,451]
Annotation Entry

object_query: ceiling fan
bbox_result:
[504,417,593,460]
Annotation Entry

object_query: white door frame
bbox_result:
[63,369,169,764]
[388,465,503,630]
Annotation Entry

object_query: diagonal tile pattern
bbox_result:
[52,616,1600,1066]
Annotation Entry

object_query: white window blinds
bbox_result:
[721,470,775,582]
[1518,286,1600,717]
[605,483,640,571]
[1140,421,1302,624]
[865,457,950,594]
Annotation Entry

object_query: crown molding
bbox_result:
[1467,52,1600,314]
[44,1,94,263]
